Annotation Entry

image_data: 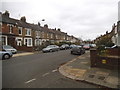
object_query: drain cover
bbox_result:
[88,75,95,78]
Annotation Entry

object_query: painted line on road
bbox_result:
[25,78,36,84]
[42,72,49,77]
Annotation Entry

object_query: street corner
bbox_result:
[59,64,87,81]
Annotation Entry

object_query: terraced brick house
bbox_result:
[30,23,43,50]
[0,11,80,51]
[1,11,34,51]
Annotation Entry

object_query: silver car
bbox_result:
[42,45,60,53]
[3,45,17,54]
[0,51,13,60]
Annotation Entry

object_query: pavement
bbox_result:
[59,51,119,89]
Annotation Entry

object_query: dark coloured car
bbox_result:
[42,45,60,53]
[60,44,70,50]
[71,45,85,55]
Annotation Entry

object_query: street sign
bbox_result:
[102,59,106,64]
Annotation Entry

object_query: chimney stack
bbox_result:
[44,24,48,28]
[38,22,41,26]
[20,16,26,22]
[58,28,61,31]
[3,11,10,17]
[106,31,108,34]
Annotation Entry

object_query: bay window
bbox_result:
[24,38,32,47]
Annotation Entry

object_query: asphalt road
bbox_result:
[2,49,99,88]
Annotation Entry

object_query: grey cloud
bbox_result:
[1,0,119,40]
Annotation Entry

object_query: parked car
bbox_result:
[69,44,77,49]
[105,45,119,49]
[0,50,13,60]
[90,44,96,48]
[71,45,85,55]
[60,44,70,50]
[42,45,60,53]
[83,44,90,50]
[111,45,119,48]
[2,45,17,54]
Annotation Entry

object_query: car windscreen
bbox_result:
[84,45,89,47]
[47,45,54,48]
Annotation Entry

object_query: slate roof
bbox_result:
[1,14,32,29]
[29,24,43,31]
[0,12,78,40]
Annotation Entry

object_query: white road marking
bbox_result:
[25,78,36,84]
[52,69,57,72]
[42,72,49,77]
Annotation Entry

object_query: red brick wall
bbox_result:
[106,48,120,56]
[90,49,120,69]
[15,46,34,52]
[2,23,9,34]
[2,23,18,35]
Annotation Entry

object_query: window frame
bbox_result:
[16,37,23,46]
[25,28,31,36]
[7,24,14,34]
[18,27,22,35]
[24,38,33,47]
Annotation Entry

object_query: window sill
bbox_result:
[25,35,31,36]
[18,34,22,35]
[9,33,14,34]
[26,46,33,47]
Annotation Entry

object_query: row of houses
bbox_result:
[93,21,120,46]
[0,11,80,51]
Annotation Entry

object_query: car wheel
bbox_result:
[50,49,53,52]
[79,53,81,55]
[71,51,73,54]
[3,54,10,60]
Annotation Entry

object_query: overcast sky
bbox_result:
[1,0,119,40]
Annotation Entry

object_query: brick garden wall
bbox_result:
[90,48,120,70]
[15,46,34,52]
[106,48,120,56]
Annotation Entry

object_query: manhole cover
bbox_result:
[98,76,105,80]
[88,75,95,78]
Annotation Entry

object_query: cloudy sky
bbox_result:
[1,0,119,40]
